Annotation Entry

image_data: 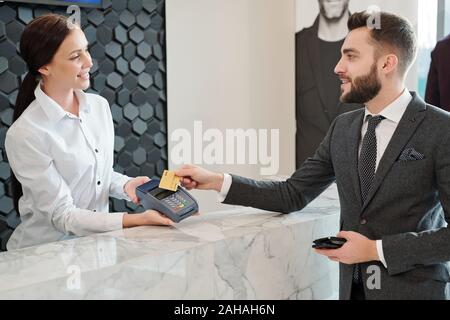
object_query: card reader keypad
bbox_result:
[162,193,191,212]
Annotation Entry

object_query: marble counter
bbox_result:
[0,184,340,300]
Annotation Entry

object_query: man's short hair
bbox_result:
[348,11,417,75]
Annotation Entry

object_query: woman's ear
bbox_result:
[38,65,51,77]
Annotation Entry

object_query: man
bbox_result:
[176,11,450,300]
[425,34,450,111]
[296,0,360,167]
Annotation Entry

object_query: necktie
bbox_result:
[358,115,385,203]
[353,114,384,284]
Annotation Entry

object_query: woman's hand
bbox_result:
[122,210,174,228]
[124,176,150,204]
[142,210,174,226]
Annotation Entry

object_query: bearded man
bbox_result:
[176,11,450,300]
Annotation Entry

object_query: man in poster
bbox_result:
[296,0,360,167]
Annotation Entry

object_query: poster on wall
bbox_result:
[294,0,418,168]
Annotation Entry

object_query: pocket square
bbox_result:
[398,148,425,161]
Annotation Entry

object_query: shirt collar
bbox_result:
[35,82,91,123]
[75,89,91,114]
[364,89,412,124]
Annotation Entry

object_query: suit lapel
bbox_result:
[361,93,427,212]
[306,18,332,123]
[347,109,365,208]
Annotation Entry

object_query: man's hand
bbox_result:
[174,164,224,192]
[124,176,150,204]
[314,231,379,264]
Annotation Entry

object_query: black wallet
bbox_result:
[312,236,347,249]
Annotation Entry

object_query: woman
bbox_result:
[5,14,172,250]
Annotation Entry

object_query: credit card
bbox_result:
[159,170,181,191]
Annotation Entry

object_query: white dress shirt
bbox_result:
[219,89,412,268]
[5,83,132,250]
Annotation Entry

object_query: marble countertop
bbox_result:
[0,184,340,299]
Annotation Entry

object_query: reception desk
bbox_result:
[0,184,340,300]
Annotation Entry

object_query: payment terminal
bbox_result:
[136,179,199,223]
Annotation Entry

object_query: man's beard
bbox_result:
[340,63,382,104]
[319,0,349,23]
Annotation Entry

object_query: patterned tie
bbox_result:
[353,114,384,284]
[358,115,385,204]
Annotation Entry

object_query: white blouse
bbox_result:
[5,83,132,250]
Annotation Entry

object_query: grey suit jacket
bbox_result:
[224,92,450,299]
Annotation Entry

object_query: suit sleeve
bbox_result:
[223,118,337,213]
[382,126,450,276]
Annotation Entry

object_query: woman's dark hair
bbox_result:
[12,14,73,214]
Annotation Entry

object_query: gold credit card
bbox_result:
[159,170,181,191]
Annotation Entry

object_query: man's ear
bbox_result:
[380,54,399,74]
[38,65,51,77]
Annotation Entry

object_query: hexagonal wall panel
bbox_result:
[0,0,168,251]
[0,22,5,38]
[137,42,152,60]
[116,57,129,75]
[105,41,122,59]
[129,26,144,44]
[130,57,145,74]
[0,57,8,74]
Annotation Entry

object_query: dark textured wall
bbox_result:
[0,0,168,250]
